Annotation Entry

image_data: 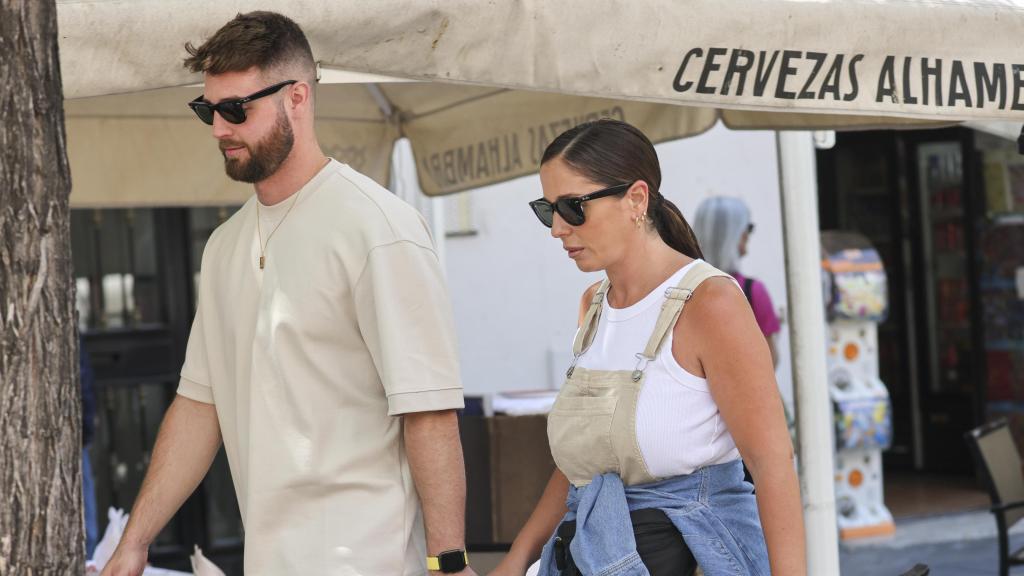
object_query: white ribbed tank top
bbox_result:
[575,260,741,477]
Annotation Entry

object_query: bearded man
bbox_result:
[102,11,474,576]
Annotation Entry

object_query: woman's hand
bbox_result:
[488,552,530,576]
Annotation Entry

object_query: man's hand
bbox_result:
[99,395,220,576]
[99,543,148,576]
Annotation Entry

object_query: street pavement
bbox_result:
[474,510,1024,575]
[840,510,1024,575]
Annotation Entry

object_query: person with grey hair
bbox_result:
[693,196,781,366]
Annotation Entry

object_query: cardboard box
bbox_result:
[460,415,556,546]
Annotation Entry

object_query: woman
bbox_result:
[693,197,782,368]
[491,120,805,575]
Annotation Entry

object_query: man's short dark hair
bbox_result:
[183,11,316,84]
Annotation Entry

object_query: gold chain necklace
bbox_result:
[256,192,301,270]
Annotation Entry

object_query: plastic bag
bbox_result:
[88,507,129,572]
[85,507,223,576]
[190,545,227,576]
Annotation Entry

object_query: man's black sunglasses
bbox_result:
[529,183,631,228]
[187,80,297,125]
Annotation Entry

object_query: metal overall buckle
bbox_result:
[632,352,654,382]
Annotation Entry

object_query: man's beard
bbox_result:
[221,106,294,183]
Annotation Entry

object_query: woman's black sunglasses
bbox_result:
[187,80,297,125]
[529,183,631,228]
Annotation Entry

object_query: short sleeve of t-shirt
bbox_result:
[354,240,464,416]
[748,278,781,337]
[177,293,215,404]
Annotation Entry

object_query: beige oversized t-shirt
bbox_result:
[177,160,464,575]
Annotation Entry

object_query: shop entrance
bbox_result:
[817,127,989,476]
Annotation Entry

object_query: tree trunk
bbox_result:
[0,1,82,574]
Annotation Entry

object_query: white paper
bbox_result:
[491,390,558,416]
[88,507,129,572]
[85,507,219,576]
[190,545,227,576]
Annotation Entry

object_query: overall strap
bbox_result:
[742,277,755,305]
[569,279,611,373]
[630,261,733,381]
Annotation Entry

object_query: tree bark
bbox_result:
[0,1,82,574]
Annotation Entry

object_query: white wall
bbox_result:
[395,125,794,410]
[658,127,795,410]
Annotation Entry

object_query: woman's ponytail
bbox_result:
[651,196,703,260]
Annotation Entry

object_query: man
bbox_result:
[103,12,475,576]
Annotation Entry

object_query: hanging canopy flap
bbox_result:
[63,82,720,204]
[63,78,955,204]
[65,84,398,207]
[66,79,952,203]
[386,85,719,195]
[59,0,1024,122]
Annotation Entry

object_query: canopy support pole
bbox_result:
[389,139,447,270]
[776,131,841,575]
[365,83,395,118]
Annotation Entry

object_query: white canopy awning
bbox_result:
[58,0,1024,205]
[61,0,1024,120]
[55,4,1024,574]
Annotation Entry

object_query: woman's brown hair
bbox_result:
[540,119,703,259]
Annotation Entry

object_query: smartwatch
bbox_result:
[426,549,469,573]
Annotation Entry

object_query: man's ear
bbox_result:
[289,81,312,111]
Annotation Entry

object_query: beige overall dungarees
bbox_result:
[548,261,732,487]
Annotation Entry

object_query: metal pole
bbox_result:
[776,130,841,575]
[432,196,447,270]
[389,139,447,270]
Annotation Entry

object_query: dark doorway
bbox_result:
[817,128,985,475]
[75,206,244,574]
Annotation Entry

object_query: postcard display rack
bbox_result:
[821,231,896,539]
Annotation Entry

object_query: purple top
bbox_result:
[732,272,781,337]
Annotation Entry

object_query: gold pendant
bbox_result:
[259,256,265,270]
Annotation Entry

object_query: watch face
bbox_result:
[438,550,467,573]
